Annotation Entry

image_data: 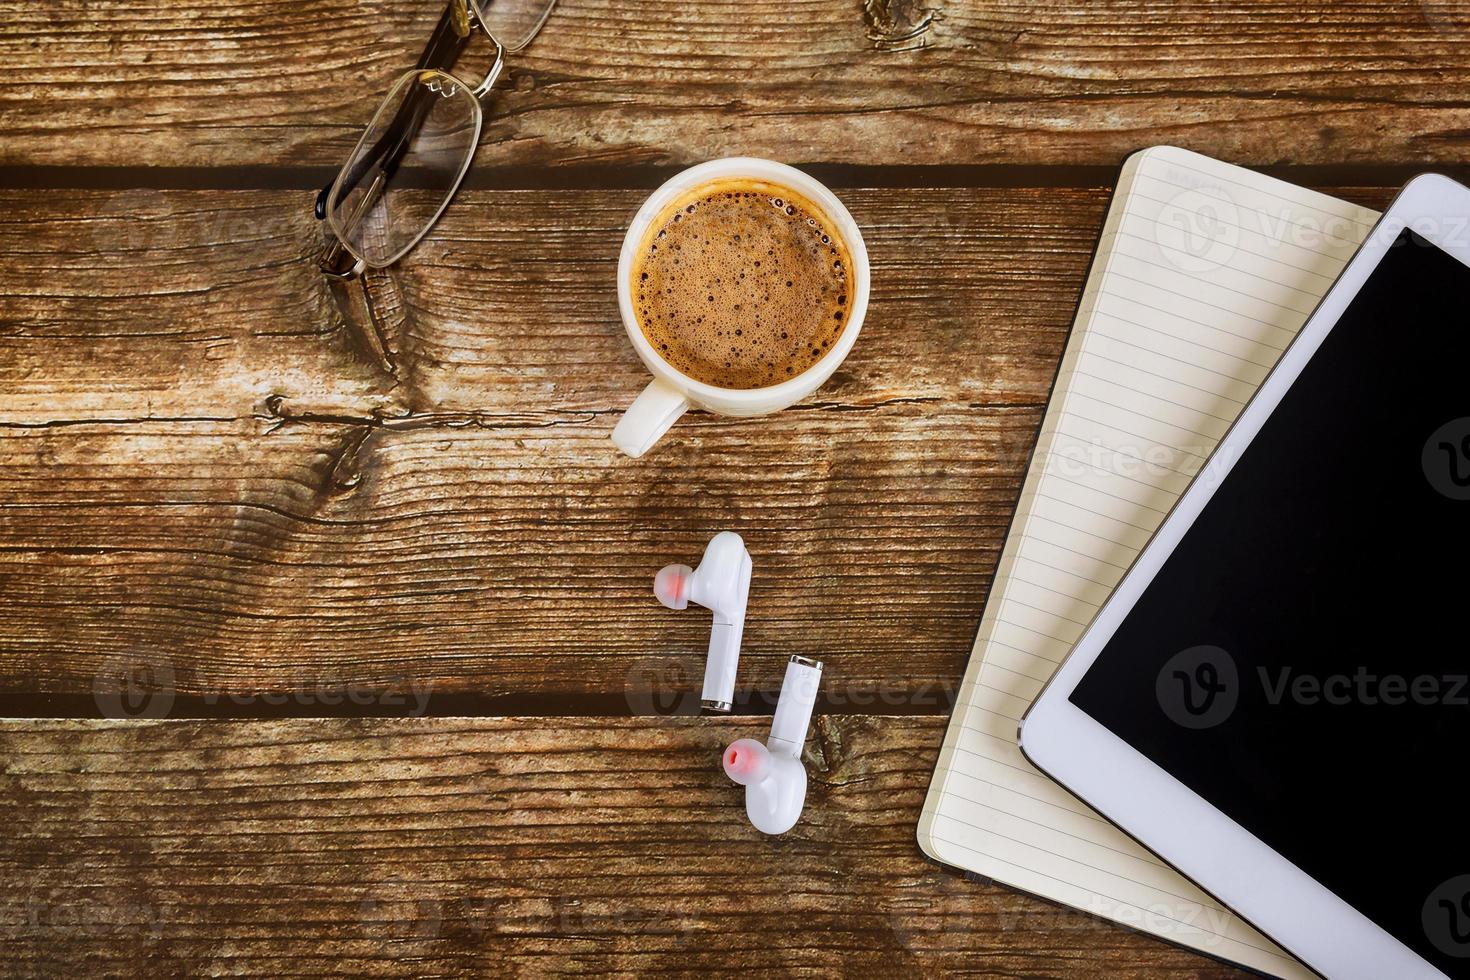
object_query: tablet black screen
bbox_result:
[1069,228,1470,975]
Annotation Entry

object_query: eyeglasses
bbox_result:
[315,0,556,364]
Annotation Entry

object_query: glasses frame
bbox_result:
[319,0,507,279]
[325,59,499,269]
[314,0,552,373]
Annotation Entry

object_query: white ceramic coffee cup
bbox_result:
[611,158,870,458]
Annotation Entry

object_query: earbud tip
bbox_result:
[654,564,693,610]
[722,738,769,785]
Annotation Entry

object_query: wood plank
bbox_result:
[2,0,1470,169]
[0,186,1103,423]
[0,184,1398,703]
[0,716,1250,975]
[0,189,397,422]
[0,408,1031,706]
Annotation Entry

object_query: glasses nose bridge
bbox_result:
[463,29,507,101]
[421,33,503,106]
[420,0,507,102]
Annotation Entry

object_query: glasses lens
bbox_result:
[327,70,483,268]
[470,0,558,52]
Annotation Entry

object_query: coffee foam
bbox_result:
[632,178,853,389]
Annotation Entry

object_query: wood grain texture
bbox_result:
[0,716,1250,976]
[0,186,1103,425]
[3,0,1470,169]
[0,408,1032,706]
[0,189,392,423]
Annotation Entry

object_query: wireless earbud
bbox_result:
[723,656,823,835]
[654,531,751,712]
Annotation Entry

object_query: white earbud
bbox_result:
[653,532,752,712]
[722,656,823,835]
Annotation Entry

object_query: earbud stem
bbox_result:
[701,620,743,712]
[696,536,750,712]
[769,656,822,755]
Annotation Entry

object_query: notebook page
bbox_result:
[918,146,1380,977]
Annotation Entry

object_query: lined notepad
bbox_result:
[918,146,1381,977]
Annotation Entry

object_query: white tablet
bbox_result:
[1020,173,1470,980]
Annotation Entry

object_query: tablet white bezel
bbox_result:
[1019,173,1470,980]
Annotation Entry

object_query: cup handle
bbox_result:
[612,378,690,459]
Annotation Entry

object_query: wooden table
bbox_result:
[0,0,1456,973]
